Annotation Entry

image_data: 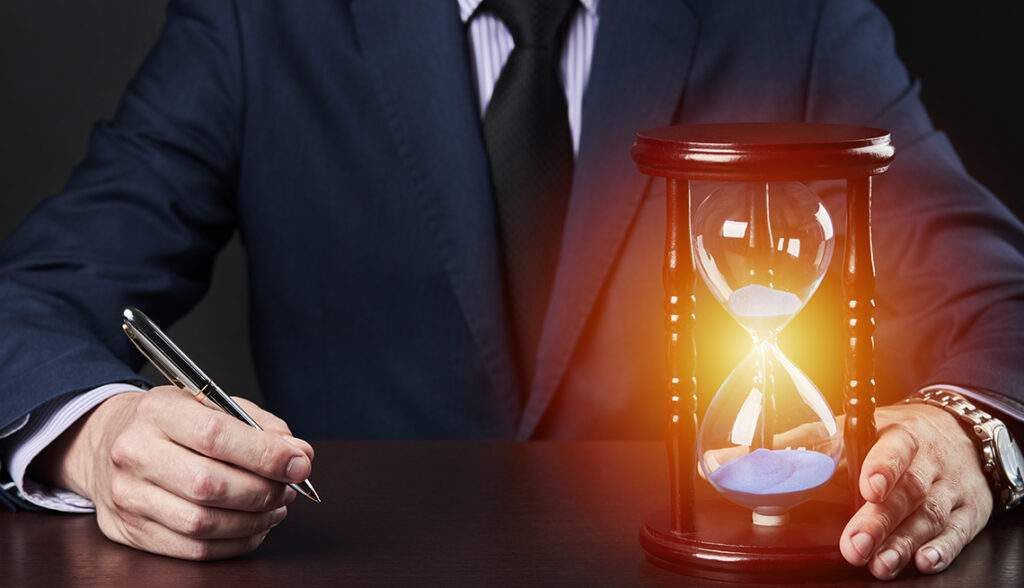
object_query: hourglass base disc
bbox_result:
[640,497,863,583]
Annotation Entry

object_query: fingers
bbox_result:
[83,387,318,560]
[116,438,298,512]
[858,423,920,504]
[98,503,276,561]
[233,396,315,461]
[855,498,984,580]
[122,480,289,541]
[842,452,938,576]
[97,452,293,560]
[134,388,311,484]
[231,396,291,434]
[914,506,980,574]
[839,404,994,580]
[842,436,937,567]
[857,479,957,579]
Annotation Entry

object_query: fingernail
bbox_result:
[921,546,943,569]
[851,532,874,560]
[286,456,308,480]
[869,473,888,498]
[877,549,900,575]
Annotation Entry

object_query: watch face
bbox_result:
[994,428,1024,490]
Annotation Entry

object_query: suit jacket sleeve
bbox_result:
[0,0,242,434]
[806,1,1024,415]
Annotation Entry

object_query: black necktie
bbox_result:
[481,0,576,389]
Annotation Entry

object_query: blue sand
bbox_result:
[708,448,836,510]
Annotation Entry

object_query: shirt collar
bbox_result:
[458,0,598,24]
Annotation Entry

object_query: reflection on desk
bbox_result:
[1,442,1022,586]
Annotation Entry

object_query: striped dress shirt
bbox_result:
[459,0,599,153]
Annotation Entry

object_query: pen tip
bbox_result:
[307,486,322,504]
[291,480,322,503]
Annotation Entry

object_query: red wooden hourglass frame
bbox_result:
[631,123,895,582]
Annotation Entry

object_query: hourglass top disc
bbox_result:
[631,122,894,181]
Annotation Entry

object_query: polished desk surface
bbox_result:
[1,441,1022,587]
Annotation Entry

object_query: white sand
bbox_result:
[728,284,802,318]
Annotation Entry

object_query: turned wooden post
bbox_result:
[843,176,878,513]
[664,178,698,533]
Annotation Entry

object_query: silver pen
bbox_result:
[121,307,321,503]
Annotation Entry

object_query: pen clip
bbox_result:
[122,322,186,389]
[121,307,211,395]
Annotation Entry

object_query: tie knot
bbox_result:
[481,0,576,48]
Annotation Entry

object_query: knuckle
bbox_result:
[108,436,136,469]
[903,469,930,501]
[134,391,163,418]
[187,467,224,502]
[177,506,213,538]
[886,533,915,559]
[256,489,275,512]
[875,510,896,534]
[947,519,971,547]
[108,475,133,512]
[884,457,903,480]
[920,496,948,533]
[117,514,146,545]
[249,482,281,512]
[894,422,921,453]
[193,415,227,455]
[262,415,289,435]
[255,441,290,476]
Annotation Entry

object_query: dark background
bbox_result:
[1,1,1021,405]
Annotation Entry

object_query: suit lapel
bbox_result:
[351,1,522,432]
[517,0,700,438]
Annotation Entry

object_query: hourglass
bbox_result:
[631,123,894,581]
[695,180,840,527]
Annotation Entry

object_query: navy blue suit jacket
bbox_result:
[2,1,1023,449]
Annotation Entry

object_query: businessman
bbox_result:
[2,1,1023,580]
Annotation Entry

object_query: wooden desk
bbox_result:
[1,442,1022,586]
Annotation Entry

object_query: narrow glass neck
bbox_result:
[753,340,776,451]
[749,330,781,346]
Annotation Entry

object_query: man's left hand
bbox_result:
[839,403,993,579]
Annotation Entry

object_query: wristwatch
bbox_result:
[905,389,1024,509]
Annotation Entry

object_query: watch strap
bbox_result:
[905,389,1023,509]
[905,389,994,429]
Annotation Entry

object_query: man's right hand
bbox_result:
[31,385,315,560]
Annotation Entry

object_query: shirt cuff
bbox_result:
[0,383,144,512]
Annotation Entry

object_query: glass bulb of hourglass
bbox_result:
[693,181,839,525]
[694,181,834,341]
[698,342,841,521]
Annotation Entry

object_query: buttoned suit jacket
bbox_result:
[2,0,1022,462]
